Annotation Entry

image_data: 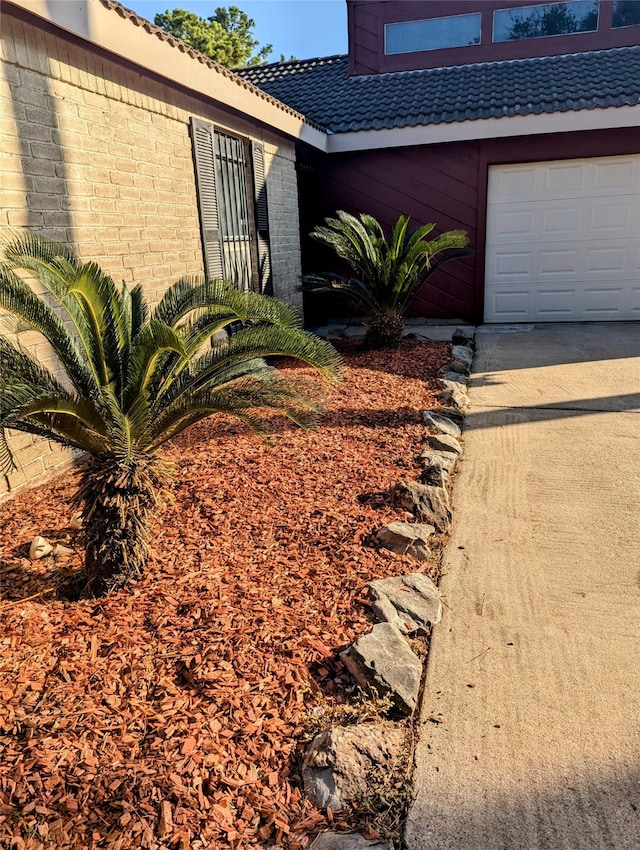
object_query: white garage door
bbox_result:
[484,155,640,322]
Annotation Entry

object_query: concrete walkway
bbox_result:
[406,323,640,850]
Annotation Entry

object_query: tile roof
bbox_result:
[236,47,640,134]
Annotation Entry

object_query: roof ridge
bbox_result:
[239,54,348,73]
[349,42,640,81]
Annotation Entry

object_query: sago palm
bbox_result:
[304,211,473,348]
[0,233,342,596]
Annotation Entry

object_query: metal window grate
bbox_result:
[215,132,253,292]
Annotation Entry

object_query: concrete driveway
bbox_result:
[406,323,640,850]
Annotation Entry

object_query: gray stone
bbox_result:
[376,521,435,561]
[29,536,53,560]
[418,449,457,476]
[418,464,447,487]
[424,434,463,455]
[393,481,451,531]
[436,406,465,424]
[440,378,469,396]
[310,833,391,850]
[452,327,475,347]
[368,573,442,635]
[438,386,470,410]
[304,721,406,813]
[422,410,462,437]
[341,623,423,714]
[440,371,469,388]
[451,344,474,366]
[442,358,470,376]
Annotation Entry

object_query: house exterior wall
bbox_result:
[301,126,640,323]
[0,6,303,500]
[347,0,640,75]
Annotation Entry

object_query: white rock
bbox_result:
[29,536,53,560]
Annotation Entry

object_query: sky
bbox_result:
[124,0,348,62]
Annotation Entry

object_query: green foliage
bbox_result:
[0,233,342,595]
[154,5,272,67]
[303,211,472,349]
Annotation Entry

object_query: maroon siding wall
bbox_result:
[347,0,640,75]
[299,127,640,323]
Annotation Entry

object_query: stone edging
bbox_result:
[304,327,476,849]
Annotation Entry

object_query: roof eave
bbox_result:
[326,103,640,152]
[5,0,329,151]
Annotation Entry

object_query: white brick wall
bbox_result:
[0,8,303,499]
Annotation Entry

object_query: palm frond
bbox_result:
[305,211,473,347]
[0,268,99,399]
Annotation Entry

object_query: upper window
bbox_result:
[493,0,599,42]
[612,0,640,28]
[384,13,481,55]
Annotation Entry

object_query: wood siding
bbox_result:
[299,127,640,323]
[347,0,639,75]
[300,140,481,322]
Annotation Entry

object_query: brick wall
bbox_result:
[0,8,303,500]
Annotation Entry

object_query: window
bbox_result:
[190,118,272,295]
[384,13,481,55]
[493,0,599,42]
[612,0,640,28]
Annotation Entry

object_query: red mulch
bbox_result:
[0,339,451,850]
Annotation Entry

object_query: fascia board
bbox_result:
[6,0,328,151]
[326,105,640,153]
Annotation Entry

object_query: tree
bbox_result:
[155,6,272,67]
[0,233,342,596]
[303,212,472,350]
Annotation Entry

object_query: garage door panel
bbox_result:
[593,158,638,191]
[485,155,640,322]
[583,287,625,315]
[488,198,638,243]
[537,288,577,316]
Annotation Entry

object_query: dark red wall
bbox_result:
[347,0,640,75]
[299,127,640,323]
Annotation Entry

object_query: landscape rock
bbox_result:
[436,406,465,424]
[368,573,442,634]
[440,371,469,388]
[29,536,53,560]
[341,623,423,714]
[424,434,463,455]
[442,358,470,376]
[303,721,406,812]
[376,521,435,561]
[452,327,475,347]
[418,464,447,487]
[69,512,83,531]
[451,344,474,366]
[418,449,457,476]
[52,544,74,558]
[393,481,451,531]
[310,832,391,850]
[422,410,462,437]
[438,386,471,410]
[439,378,469,396]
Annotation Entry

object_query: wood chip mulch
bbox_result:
[0,339,451,850]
